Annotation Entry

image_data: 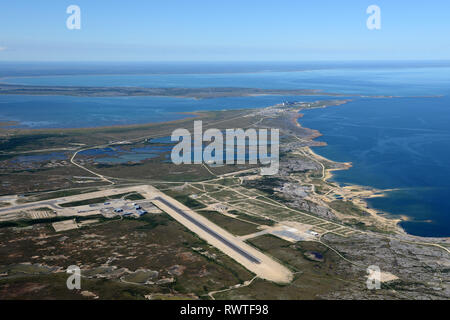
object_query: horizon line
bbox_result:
[1,59,450,63]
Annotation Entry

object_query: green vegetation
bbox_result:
[0,134,56,153]
[329,200,369,217]
[0,85,328,99]
[0,273,154,300]
[122,270,158,284]
[21,188,100,203]
[59,192,142,207]
[244,176,284,194]
[0,216,73,229]
[0,210,253,299]
[196,210,259,236]
[163,191,206,210]
[124,193,145,201]
[211,235,355,299]
[0,214,110,229]
[228,210,275,226]
[214,177,241,186]
[134,214,169,231]
[205,189,247,202]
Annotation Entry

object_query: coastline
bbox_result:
[0,111,204,132]
[292,106,407,235]
[0,97,446,238]
[307,145,405,233]
[0,84,348,99]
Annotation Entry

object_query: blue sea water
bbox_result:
[3,66,450,96]
[300,97,450,237]
[1,62,449,237]
[0,95,328,129]
[12,152,68,163]
[78,145,172,164]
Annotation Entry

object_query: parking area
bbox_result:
[87,199,162,218]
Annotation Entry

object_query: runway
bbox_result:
[152,192,293,283]
[154,196,260,264]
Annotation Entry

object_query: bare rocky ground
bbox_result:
[265,157,338,221]
[320,233,449,299]
[288,197,337,221]
[0,213,254,299]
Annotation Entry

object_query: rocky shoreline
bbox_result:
[291,103,449,242]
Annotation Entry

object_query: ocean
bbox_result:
[300,97,450,237]
[0,95,328,129]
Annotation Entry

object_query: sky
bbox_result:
[0,0,449,61]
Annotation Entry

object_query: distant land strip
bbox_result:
[0,84,350,99]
